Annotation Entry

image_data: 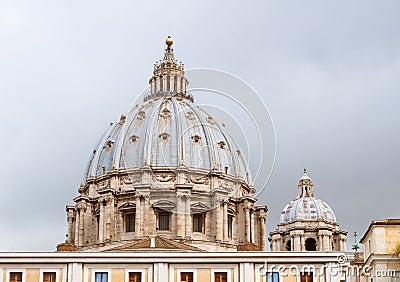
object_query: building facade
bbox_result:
[0,252,348,282]
[359,219,400,282]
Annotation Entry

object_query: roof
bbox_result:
[105,236,205,252]
[359,219,400,243]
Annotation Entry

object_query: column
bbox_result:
[176,195,184,237]
[185,196,191,237]
[74,211,79,245]
[294,234,301,251]
[143,196,150,235]
[156,77,160,92]
[135,196,141,236]
[67,210,74,243]
[245,208,251,243]
[318,234,323,251]
[232,215,237,241]
[170,76,175,92]
[223,203,228,241]
[259,216,266,251]
[163,76,167,91]
[300,236,305,252]
[323,235,329,252]
[105,199,112,240]
[291,236,294,251]
[177,77,181,93]
[205,210,212,238]
[250,211,255,244]
[99,202,104,243]
[78,208,84,246]
[216,205,223,241]
[173,75,177,93]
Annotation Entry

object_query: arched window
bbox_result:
[286,240,292,251]
[305,238,317,251]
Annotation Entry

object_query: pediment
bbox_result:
[191,202,210,213]
[153,200,176,211]
[118,202,136,211]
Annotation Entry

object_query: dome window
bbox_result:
[218,141,226,149]
[119,114,126,124]
[105,140,114,149]
[186,111,195,120]
[191,135,201,144]
[160,108,171,119]
[130,135,139,143]
[206,116,216,125]
[159,132,170,141]
[137,111,146,121]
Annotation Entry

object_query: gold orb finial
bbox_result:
[166,36,173,46]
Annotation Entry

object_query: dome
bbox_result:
[66,37,267,252]
[83,96,250,182]
[279,168,336,224]
[280,197,336,224]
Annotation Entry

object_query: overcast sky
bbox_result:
[0,1,399,251]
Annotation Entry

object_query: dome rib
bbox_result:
[86,123,116,179]
[186,102,215,170]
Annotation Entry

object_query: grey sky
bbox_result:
[0,1,399,251]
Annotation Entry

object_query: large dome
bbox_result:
[64,37,268,253]
[83,95,250,182]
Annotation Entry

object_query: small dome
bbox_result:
[279,168,336,224]
[280,196,336,224]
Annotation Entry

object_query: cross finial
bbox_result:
[352,231,360,253]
